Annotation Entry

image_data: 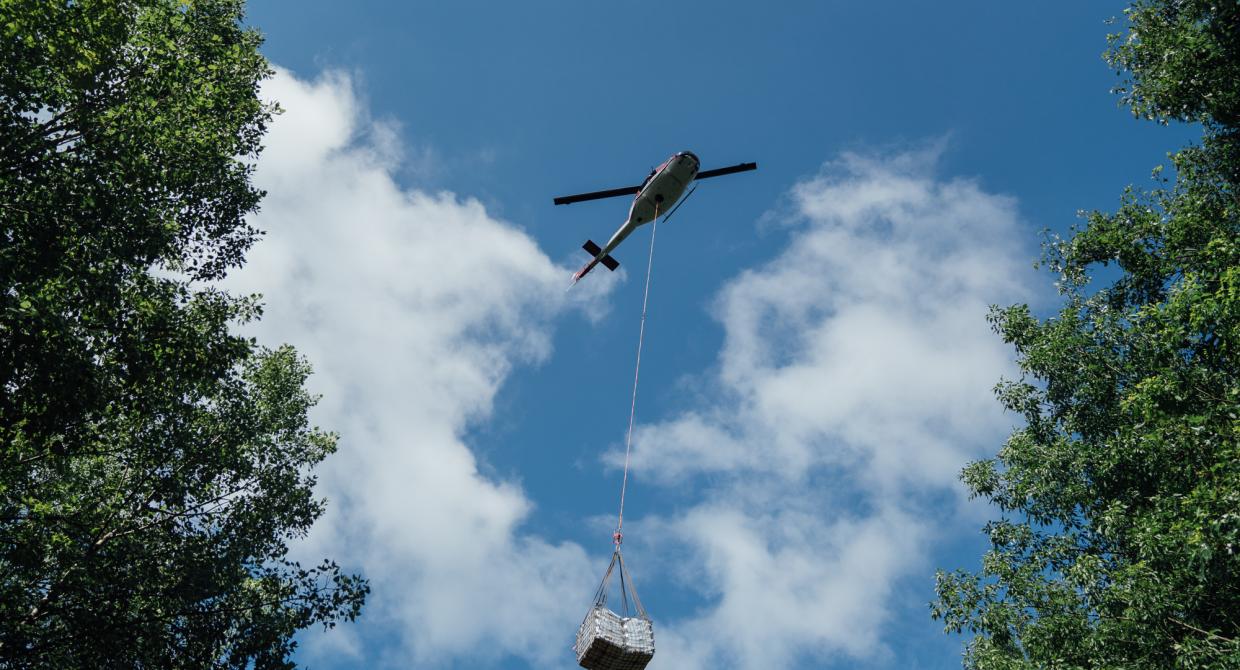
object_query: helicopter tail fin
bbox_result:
[582,240,619,271]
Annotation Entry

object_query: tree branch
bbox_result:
[1169,617,1237,644]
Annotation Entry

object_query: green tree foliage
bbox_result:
[0,1,367,667]
[933,1,1240,668]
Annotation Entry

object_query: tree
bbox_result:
[0,1,367,667]
[933,1,1240,668]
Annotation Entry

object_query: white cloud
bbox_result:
[649,503,927,670]
[225,67,617,667]
[626,145,1032,669]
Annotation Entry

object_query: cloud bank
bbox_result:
[228,66,1032,670]
[226,68,614,667]
[630,145,1031,669]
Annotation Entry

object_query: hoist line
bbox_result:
[615,202,660,549]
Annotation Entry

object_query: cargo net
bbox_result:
[574,551,654,670]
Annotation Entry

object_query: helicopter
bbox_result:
[554,151,757,284]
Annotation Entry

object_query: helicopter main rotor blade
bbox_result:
[554,162,755,205]
[694,162,757,181]
[553,185,642,206]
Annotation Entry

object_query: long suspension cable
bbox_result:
[614,205,659,549]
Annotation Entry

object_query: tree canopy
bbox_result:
[934,1,1239,667]
[1,0,367,667]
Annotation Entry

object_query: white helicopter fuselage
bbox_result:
[597,152,700,259]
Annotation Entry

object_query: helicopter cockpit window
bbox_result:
[638,169,655,191]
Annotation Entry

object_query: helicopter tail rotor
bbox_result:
[583,240,620,271]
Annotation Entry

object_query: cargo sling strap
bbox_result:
[592,550,648,620]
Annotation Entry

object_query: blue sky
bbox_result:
[228,2,1194,669]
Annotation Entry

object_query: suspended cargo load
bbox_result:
[574,551,654,670]
[574,606,654,670]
